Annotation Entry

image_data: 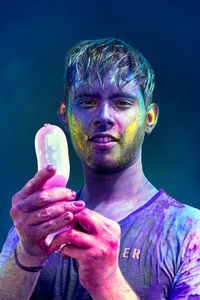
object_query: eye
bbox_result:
[113,100,132,109]
[78,99,96,108]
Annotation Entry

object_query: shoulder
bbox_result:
[155,190,200,251]
[160,192,200,298]
[159,189,200,225]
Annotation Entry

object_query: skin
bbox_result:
[66,77,146,171]
[10,166,86,264]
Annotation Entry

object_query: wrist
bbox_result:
[17,242,47,268]
[14,247,45,272]
[87,268,121,298]
[87,268,139,300]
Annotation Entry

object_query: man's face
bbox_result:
[66,73,147,173]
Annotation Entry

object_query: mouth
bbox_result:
[88,134,118,149]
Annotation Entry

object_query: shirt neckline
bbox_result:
[118,189,165,225]
[75,188,165,225]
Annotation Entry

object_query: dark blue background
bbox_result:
[1,0,200,250]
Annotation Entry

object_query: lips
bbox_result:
[88,134,118,149]
[91,136,117,143]
[89,134,118,143]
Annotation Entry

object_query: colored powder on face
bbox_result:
[119,113,146,164]
[123,117,139,144]
[122,88,146,145]
[67,113,92,160]
[67,85,147,168]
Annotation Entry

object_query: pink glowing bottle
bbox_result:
[35,124,70,246]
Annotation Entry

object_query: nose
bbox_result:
[93,102,115,128]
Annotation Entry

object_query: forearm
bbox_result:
[0,250,40,300]
[88,268,140,300]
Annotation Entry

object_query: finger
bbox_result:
[20,188,79,212]
[73,208,120,237]
[49,228,93,253]
[61,244,86,260]
[72,208,108,234]
[26,201,86,225]
[19,165,57,199]
[30,211,74,238]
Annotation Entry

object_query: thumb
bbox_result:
[20,165,56,198]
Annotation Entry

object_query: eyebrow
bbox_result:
[110,93,138,100]
[73,92,138,101]
[73,93,100,100]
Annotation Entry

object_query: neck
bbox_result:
[80,155,158,217]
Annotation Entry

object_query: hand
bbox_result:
[10,165,85,265]
[50,208,121,293]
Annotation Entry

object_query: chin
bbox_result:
[85,158,135,174]
[83,158,117,172]
[81,149,141,174]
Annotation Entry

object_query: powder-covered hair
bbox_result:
[63,38,155,108]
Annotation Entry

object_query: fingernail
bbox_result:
[72,201,84,207]
[70,190,76,198]
[70,189,76,198]
[46,164,55,172]
[65,212,72,220]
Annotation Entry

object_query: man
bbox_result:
[0,38,200,300]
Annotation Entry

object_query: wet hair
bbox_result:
[63,38,155,108]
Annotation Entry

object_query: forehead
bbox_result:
[70,73,143,100]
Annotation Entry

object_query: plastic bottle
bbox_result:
[35,124,71,246]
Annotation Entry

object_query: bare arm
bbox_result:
[89,268,140,300]
[0,247,40,300]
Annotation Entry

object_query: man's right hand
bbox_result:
[10,165,85,266]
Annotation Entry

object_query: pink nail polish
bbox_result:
[71,191,76,198]
[72,201,84,207]
[46,164,55,172]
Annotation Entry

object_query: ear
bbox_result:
[145,103,159,135]
[57,101,68,131]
